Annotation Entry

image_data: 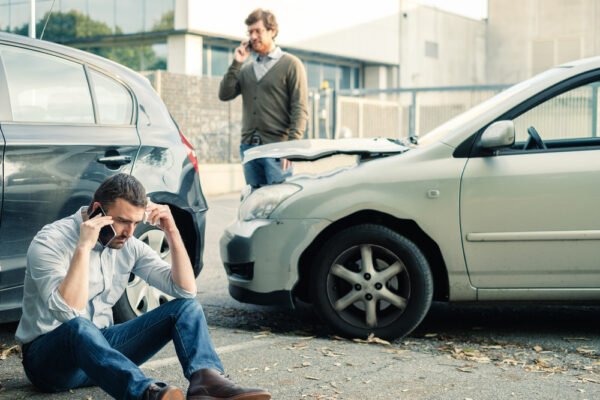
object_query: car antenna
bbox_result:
[39,0,57,40]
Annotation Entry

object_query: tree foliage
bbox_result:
[12,10,167,70]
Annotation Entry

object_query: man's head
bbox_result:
[88,173,147,249]
[245,8,278,55]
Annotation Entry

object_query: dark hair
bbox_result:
[90,173,147,210]
[245,8,278,39]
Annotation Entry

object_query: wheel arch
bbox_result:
[147,191,204,276]
[294,210,449,304]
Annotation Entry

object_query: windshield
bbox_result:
[417,67,569,146]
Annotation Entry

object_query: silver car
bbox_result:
[220,57,600,340]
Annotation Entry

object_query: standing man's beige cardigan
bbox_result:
[219,53,308,145]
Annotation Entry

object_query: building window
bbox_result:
[200,45,235,77]
[202,44,209,76]
[340,66,352,90]
[1,0,174,36]
[425,41,439,59]
[211,46,231,77]
[304,60,360,90]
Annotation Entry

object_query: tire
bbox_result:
[112,224,174,323]
[310,224,433,340]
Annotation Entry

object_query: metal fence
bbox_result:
[306,85,513,141]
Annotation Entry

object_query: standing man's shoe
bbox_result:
[144,382,185,400]
[187,368,271,400]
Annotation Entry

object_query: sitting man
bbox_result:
[15,173,271,400]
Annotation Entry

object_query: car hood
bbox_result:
[241,138,409,164]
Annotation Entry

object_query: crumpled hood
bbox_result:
[241,138,409,164]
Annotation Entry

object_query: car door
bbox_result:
[0,44,140,314]
[460,77,600,290]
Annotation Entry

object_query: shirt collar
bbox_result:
[256,46,282,62]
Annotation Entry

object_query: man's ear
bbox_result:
[88,201,100,216]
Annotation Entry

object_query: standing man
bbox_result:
[219,8,309,190]
[16,174,271,400]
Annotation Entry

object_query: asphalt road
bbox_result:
[1,192,600,399]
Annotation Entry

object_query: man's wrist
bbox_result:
[76,242,94,252]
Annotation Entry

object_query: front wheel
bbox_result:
[310,224,433,340]
[113,225,174,323]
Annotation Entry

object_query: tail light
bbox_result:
[179,130,199,174]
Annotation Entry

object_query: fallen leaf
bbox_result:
[320,347,345,357]
[253,333,270,339]
[384,349,408,355]
[0,345,20,360]
[577,347,596,356]
[352,333,391,346]
[578,376,600,384]
[305,375,320,380]
[288,342,309,350]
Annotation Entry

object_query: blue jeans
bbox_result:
[22,298,223,400]
[240,144,292,188]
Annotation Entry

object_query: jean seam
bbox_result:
[173,323,192,377]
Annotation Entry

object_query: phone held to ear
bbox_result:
[88,206,117,247]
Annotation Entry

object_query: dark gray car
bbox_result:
[0,32,207,323]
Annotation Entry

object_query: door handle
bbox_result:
[97,155,132,166]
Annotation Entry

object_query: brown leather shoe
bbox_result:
[144,382,185,400]
[187,368,271,400]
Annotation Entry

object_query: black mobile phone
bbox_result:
[88,206,117,247]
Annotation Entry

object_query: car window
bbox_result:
[0,45,94,124]
[513,81,600,144]
[90,69,134,125]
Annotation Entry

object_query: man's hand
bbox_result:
[80,214,113,249]
[145,200,177,234]
[234,41,251,63]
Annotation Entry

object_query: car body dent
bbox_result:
[221,217,330,293]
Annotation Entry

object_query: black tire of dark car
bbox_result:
[112,224,173,323]
[310,224,433,340]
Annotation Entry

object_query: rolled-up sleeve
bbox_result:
[130,239,196,299]
[27,238,86,322]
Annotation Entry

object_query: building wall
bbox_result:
[292,14,400,66]
[487,0,600,84]
[399,5,486,87]
[146,71,243,164]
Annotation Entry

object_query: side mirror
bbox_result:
[479,121,515,150]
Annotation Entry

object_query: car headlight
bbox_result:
[239,183,301,221]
